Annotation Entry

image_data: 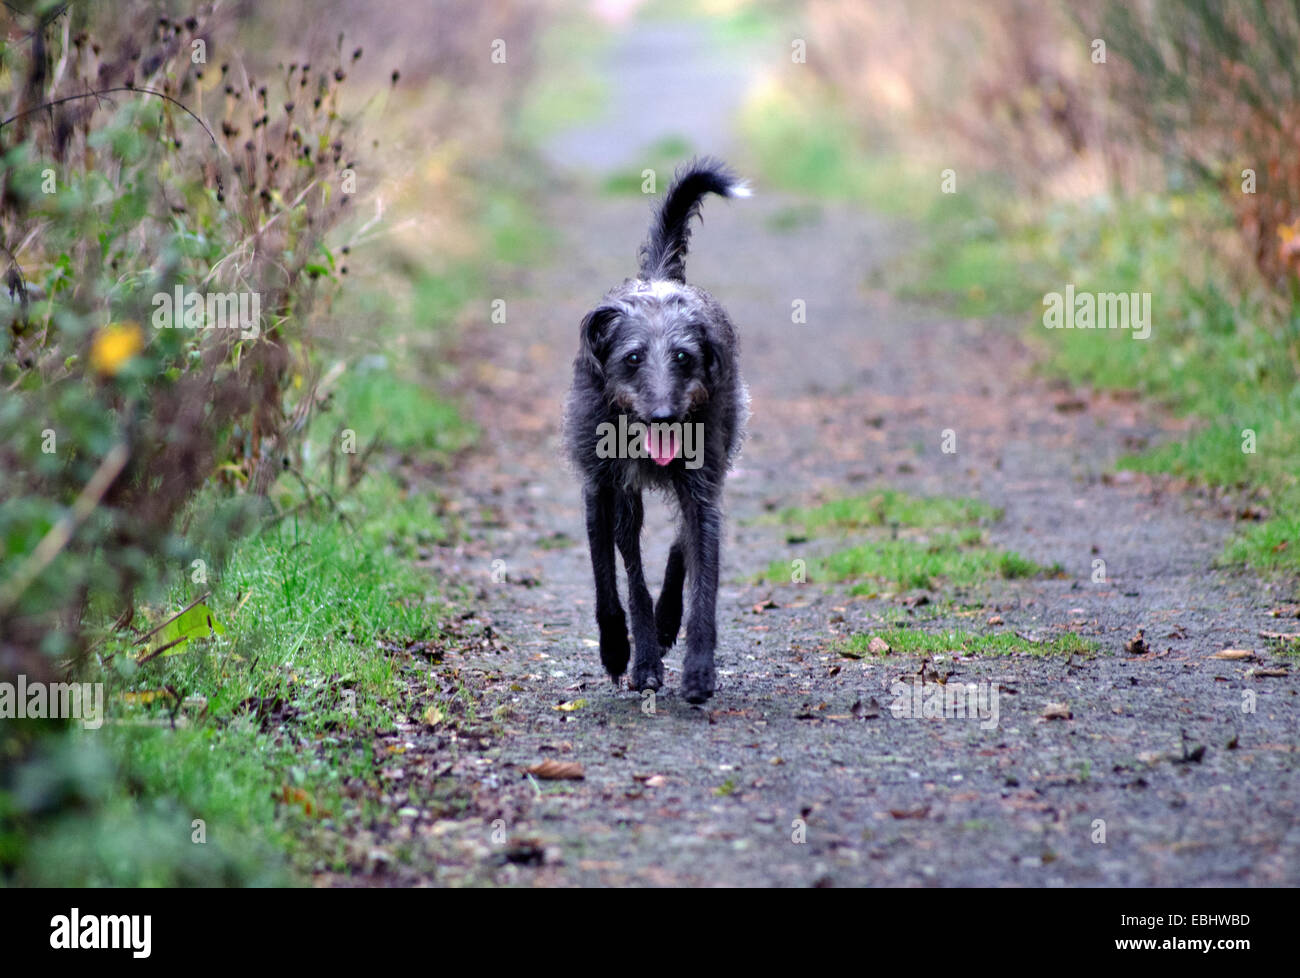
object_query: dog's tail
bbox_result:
[638,157,750,283]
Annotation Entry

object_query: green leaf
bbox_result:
[158,602,226,655]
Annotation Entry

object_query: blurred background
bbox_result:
[3,0,1297,884]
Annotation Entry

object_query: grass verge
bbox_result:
[838,629,1099,658]
[769,489,1000,536]
[756,488,1049,593]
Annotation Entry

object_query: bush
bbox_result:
[0,3,363,683]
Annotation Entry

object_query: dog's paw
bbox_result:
[630,655,663,692]
[681,658,715,704]
[598,613,631,678]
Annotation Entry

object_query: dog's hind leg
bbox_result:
[679,495,721,703]
[585,484,629,681]
[655,538,686,652]
[614,489,664,692]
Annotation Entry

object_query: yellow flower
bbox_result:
[90,321,144,376]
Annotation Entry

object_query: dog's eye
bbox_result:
[625,352,642,366]
[674,350,691,365]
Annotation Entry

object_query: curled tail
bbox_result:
[638,157,750,283]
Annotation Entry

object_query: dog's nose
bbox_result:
[650,411,675,425]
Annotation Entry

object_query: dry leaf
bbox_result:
[889,805,930,819]
[525,760,584,780]
[868,636,891,655]
[553,698,587,712]
[1041,702,1072,720]
[1212,649,1254,660]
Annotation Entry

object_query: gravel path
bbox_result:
[354,19,1298,887]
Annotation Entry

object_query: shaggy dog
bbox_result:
[564,158,749,703]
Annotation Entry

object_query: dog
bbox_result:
[564,158,749,704]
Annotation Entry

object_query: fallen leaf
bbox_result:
[120,689,170,705]
[1212,649,1254,660]
[524,760,584,780]
[553,698,587,712]
[1041,702,1072,720]
[1124,629,1149,656]
[888,805,930,819]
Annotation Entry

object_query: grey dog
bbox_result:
[564,158,750,703]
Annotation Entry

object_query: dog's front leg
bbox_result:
[680,494,721,703]
[655,537,686,650]
[614,489,663,691]
[585,484,629,681]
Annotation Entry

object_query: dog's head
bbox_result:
[580,279,721,441]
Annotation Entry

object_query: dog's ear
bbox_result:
[697,321,726,387]
[579,305,619,377]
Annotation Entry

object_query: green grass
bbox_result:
[322,365,476,460]
[760,534,1048,593]
[737,81,996,223]
[8,728,289,886]
[637,0,785,44]
[758,487,1039,592]
[839,628,1099,658]
[601,135,698,196]
[482,185,553,265]
[513,17,610,144]
[5,461,464,886]
[892,224,1058,318]
[772,489,1000,536]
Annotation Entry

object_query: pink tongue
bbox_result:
[646,428,678,466]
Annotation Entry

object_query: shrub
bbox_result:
[0,4,361,692]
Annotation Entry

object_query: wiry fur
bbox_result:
[564,158,750,703]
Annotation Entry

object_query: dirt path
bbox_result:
[360,21,1298,887]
